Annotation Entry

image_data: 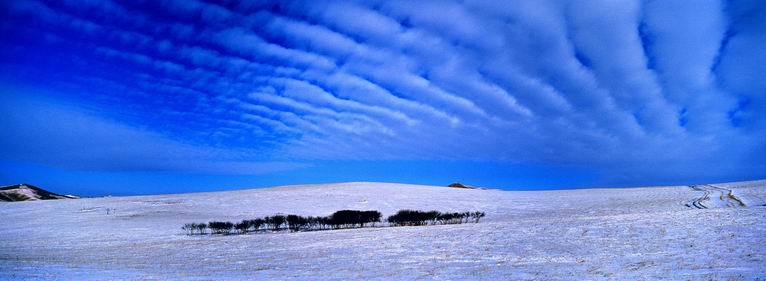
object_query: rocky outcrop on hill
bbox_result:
[0,184,77,202]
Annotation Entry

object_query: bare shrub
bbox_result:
[208,221,234,234]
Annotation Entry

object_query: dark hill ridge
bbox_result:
[448,183,475,189]
[0,184,77,202]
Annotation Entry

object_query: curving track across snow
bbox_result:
[686,184,746,209]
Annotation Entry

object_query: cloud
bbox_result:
[642,0,734,133]
[0,0,763,183]
[715,0,766,131]
[210,27,336,70]
[0,93,308,175]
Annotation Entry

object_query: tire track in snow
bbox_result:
[686,184,746,209]
[687,185,710,209]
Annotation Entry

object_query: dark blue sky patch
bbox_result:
[678,107,689,127]
[637,21,657,71]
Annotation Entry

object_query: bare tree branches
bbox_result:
[182,210,485,236]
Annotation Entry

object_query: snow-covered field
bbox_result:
[1,180,765,280]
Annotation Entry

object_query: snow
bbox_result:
[1,181,765,280]
[1,187,38,200]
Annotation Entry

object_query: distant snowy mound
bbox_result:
[0,184,77,202]
[448,183,475,189]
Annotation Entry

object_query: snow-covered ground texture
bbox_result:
[1,180,765,280]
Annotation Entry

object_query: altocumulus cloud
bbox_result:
[0,0,764,182]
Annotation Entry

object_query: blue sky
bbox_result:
[0,0,764,196]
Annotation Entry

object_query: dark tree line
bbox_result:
[386,210,485,226]
[328,210,382,229]
[183,209,484,235]
[208,221,234,234]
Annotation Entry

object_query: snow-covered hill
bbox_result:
[0,184,77,202]
[0,180,764,280]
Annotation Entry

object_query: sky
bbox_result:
[0,0,764,196]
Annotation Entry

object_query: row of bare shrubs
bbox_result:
[183,210,382,235]
[183,209,485,235]
[387,210,485,226]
